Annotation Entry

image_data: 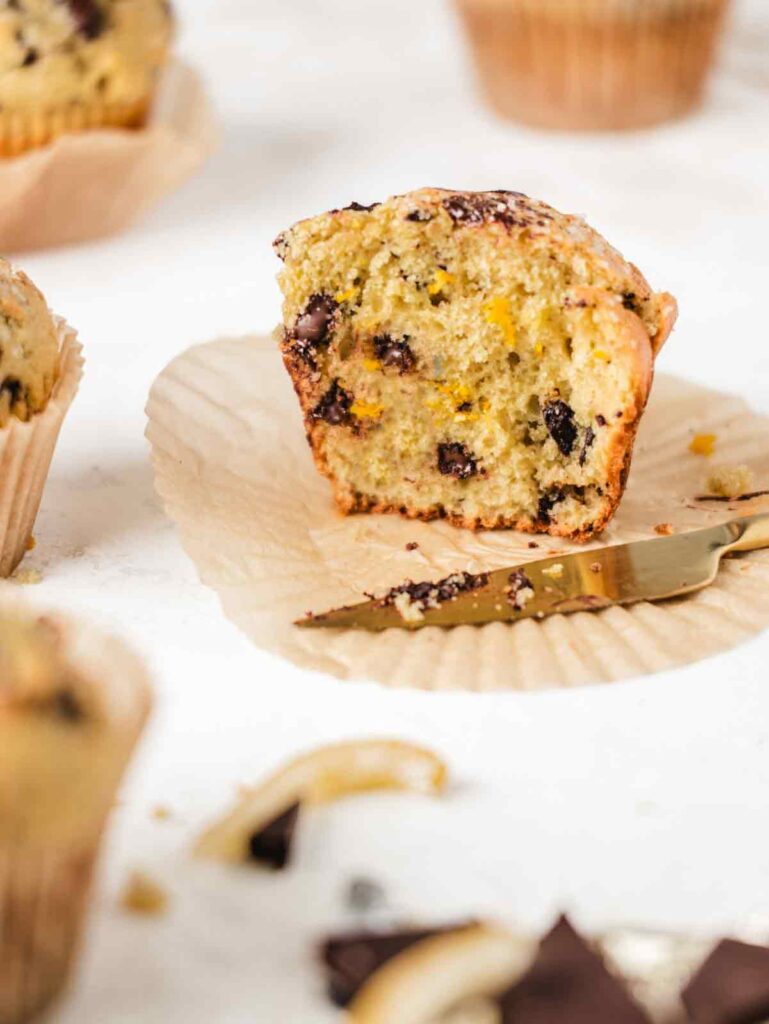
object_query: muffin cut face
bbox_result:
[275,188,677,539]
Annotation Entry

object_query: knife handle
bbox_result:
[726,514,769,554]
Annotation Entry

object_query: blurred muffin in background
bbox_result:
[0,606,152,1023]
[0,258,83,577]
[0,0,174,156]
[455,0,733,131]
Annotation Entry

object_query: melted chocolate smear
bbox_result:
[380,570,489,610]
[247,803,300,870]
[442,191,551,230]
[343,201,380,212]
[543,400,578,457]
[373,334,416,374]
[1,377,23,404]
[437,442,479,479]
[499,916,651,1024]
[507,569,534,610]
[64,0,107,40]
[312,380,353,426]
[682,938,769,1024]
[405,209,433,223]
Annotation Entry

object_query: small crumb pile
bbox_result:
[707,465,754,499]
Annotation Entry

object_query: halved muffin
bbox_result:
[275,188,676,539]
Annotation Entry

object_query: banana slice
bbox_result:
[195,739,447,862]
[348,923,535,1024]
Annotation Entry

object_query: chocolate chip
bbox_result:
[579,426,595,467]
[343,201,379,212]
[405,541,419,551]
[682,938,769,1024]
[499,916,650,1024]
[247,803,300,870]
[437,442,479,479]
[291,293,339,364]
[373,334,416,374]
[405,209,433,222]
[537,489,565,524]
[21,48,38,67]
[64,0,107,39]
[321,927,452,1007]
[596,414,607,427]
[543,400,578,456]
[507,570,534,610]
[1,377,23,405]
[621,291,638,311]
[312,381,353,426]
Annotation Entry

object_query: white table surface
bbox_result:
[9,1,769,1020]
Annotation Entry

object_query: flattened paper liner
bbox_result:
[0,319,83,577]
[0,61,216,252]
[146,335,769,692]
[0,598,152,1023]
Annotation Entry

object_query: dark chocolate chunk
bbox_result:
[579,426,595,467]
[343,201,379,212]
[1,377,23,405]
[64,0,107,39]
[373,334,416,374]
[405,541,419,551]
[507,570,534,610]
[542,400,578,456]
[21,48,38,67]
[312,380,353,426]
[405,209,433,223]
[247,803,300,870]
[437,442,479,479]
[380,571,489,612]
[293,293,338,350]
[537,489,565,524]
[443,195,487,226]
[321,926,458,1007]
[682,938,769,1024]
[596,414,607,427]
[499,916,650,1024]
[621,291,638,311]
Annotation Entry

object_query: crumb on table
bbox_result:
[707,465,755,499]
[654,523,674,536]
[120,871,169,916]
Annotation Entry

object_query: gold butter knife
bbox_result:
[296,514,769,631]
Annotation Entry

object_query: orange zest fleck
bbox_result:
[350,400,384,420]
[689,433,716,457]
[483,297,517,348]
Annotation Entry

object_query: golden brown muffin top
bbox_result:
[0,0,173,110]
[0,258,60,427]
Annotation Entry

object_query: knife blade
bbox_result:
[296,514,769,631]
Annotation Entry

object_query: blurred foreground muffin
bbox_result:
[0,259,83,576]
[0,605,152,1023]
[455,0,733,131]
[0,0,174,156]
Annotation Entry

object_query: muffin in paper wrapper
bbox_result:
[455,0,733,131]
[146,334,769,693]
[0,606,152,1024]
[0,318,83,578]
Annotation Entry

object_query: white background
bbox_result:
[10,1,769,1020]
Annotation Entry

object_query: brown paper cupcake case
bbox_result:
[0,97,150,159]
[456,0,733,131]
[0,609,152,1024]
[0,319,83,578]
